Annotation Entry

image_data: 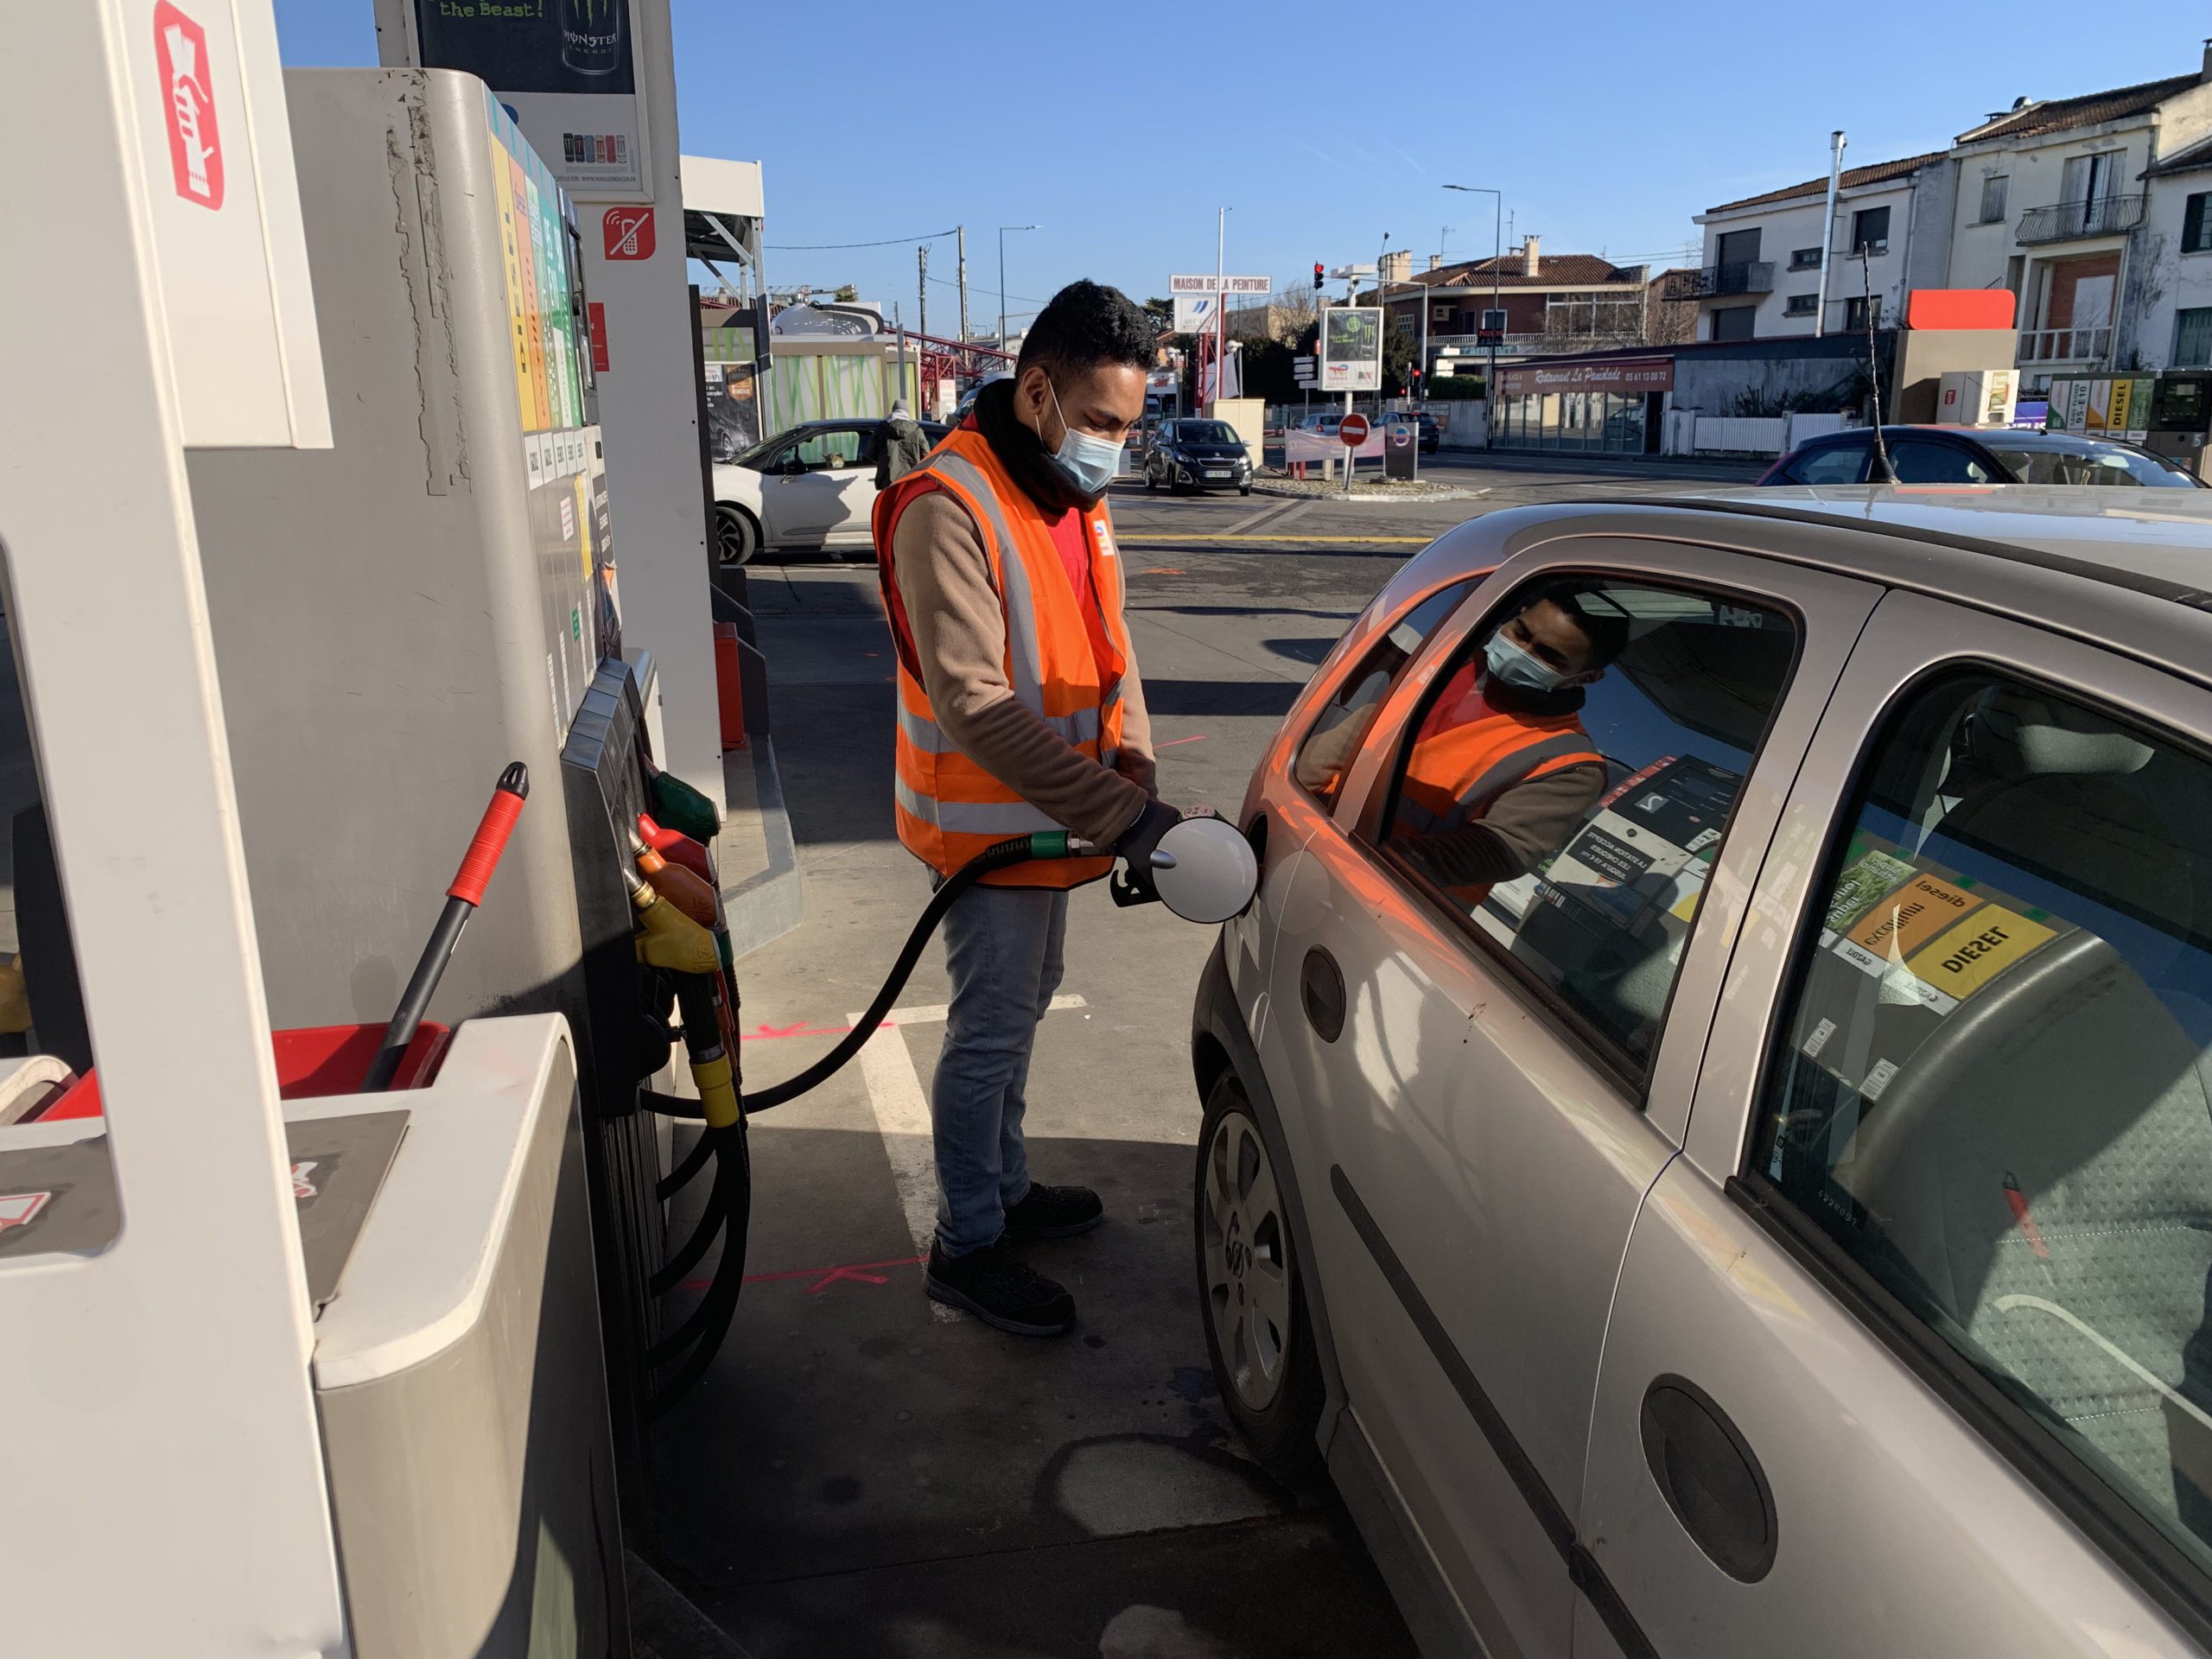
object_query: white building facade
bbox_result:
[1945,69,2212,386]
[2132,132,2212,372]
[1681,50,2212,388]
[1684,154,1952,342]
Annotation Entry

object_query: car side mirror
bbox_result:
[780,457,806,476]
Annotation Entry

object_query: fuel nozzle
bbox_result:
[628,865,721,976]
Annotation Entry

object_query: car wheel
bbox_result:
[1196,1071,1325,1482]
[1239,484,1252,496]
[715,505,760,568]
[1146,467,1159,492]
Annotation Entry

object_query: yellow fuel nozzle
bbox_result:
[629,867,722,976]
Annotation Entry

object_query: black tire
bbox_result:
[1195,1071,1325,1483]
[1239,485,1252,496]
[715,505,760,568]
[1146,467,1159,492]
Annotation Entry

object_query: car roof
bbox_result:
[1688,486,2212,601]
[1374,489,2212,698]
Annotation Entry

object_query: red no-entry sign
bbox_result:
[1339,414,1370,446]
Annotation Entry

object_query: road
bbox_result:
[653,454,1751,1657]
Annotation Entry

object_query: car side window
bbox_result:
[1793,442,1869,485]
[1376,576,1798,1071]
[1752,670,2212,1582]
[1889,439,1995,485]
[1292,578,1480,809]
[1796,437,1866,484]
[791,429,871,471]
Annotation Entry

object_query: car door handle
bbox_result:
[1300,946,1345,1042]
[1638,1375,1777,1583]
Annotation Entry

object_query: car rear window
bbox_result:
[1983,442,2194,487]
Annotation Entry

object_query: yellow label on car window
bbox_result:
[1846,872,1981,960]
[1904,907,2057,1001]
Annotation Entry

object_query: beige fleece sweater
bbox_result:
[889,489,1155,849]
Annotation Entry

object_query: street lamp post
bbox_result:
[1213,206,1231,413]
[998,224,1038,353]
[1444,184,1503,447]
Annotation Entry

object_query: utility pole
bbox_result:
[1815,130,1847,339]
[957,225,969,346]
[1214,206,1230,412]
[1445,184,1503,448]
[917,244,928,344]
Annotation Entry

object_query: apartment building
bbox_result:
[1367,241,1656,372]
[1681,46,2212,388]
[1684,153,1953,341]
[2139,133,2212,369]
[1948,66,2212,386]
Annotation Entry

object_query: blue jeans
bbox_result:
[931,880,1068,1256]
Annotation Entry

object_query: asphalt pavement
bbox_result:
[652,454,1746,1657]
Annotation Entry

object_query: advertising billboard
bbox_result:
[409,0,648,198]
[1320,307,1383,393]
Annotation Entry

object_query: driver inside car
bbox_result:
[1389,586,1628,908]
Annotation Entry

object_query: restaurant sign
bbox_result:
[1502,357,1675,397]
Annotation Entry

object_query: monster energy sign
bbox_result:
[410,0,649,198]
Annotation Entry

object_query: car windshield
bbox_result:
[1983,440,2196,487]
[1173,423,1239,443]
[728,432,788,470]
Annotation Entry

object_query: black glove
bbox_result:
[1113,798,1183,901]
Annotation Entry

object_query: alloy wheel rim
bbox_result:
[1201,1109,1292,1412]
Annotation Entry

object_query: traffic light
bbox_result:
[1313,262,1325,291]
[1411,366,1424,395]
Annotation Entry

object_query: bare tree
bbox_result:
[1271,277,1319,341]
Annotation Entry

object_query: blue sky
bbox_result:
[276,2,2194,330]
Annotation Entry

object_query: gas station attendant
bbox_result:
[874,280,1182,1337]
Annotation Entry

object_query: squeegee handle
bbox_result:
[448,761,531,904]
[363,763,530,1093]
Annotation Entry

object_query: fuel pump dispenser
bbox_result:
[2146,372,2212,480]
[1,10,1258,1653]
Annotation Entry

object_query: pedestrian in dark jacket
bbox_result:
[876,399,931,491]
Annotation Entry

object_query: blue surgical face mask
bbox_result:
[1484,629,1568,693]
[1044,378,1123,500]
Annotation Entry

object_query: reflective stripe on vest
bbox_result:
[1396,721,1602,836]
[875,429,1131,887]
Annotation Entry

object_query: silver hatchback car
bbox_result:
[1191,487,2212,1656]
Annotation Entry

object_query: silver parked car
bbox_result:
[1192,486,2212,1656]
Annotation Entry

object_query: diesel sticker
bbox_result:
[1906,907,2058,1001]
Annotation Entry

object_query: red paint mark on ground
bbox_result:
[682,1253,928,1294]
[1156,734,1207,748]
[741,1021,852,1041]
[1141,567,1186,575]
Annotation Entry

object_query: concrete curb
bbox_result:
[719,738,804,960]
[1248,481,1487,504]
[626,1549,756,1659]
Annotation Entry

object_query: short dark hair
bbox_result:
[1015,280,1156,385]
[1530,583,1631,669]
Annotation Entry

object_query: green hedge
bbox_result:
[1428,373,1486,399]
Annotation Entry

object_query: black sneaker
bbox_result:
[926,1238,1076,1336]
[1003,1182,1105,1239]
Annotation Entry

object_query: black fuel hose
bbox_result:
[641,829,1090,1418]
[658,1127,716,1199]
[743,830,1083,1112]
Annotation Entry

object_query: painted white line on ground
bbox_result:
[846,1014,958,1321]
[873,993,1087,1028]
[847,992,1090,1324]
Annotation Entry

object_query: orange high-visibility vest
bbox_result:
[1396,689,1603,906]
[872,426,1132,889]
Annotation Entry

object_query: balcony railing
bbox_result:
[2016,325,2113,365]
[2016,194,2147,245]
[1662,261,1775,301]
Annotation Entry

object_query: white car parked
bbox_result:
[710,417,947,566]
